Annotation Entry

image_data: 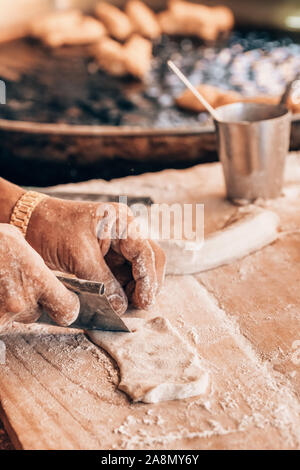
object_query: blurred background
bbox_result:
[0,0,300,187]
[1,0,300,34]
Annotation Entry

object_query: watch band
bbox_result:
[10,191,48,237]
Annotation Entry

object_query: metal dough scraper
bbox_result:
[38,274,131,332]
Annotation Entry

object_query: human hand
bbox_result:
[26,198,166,315]
[0,224,79,326]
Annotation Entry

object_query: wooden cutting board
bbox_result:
[1,153,300,450]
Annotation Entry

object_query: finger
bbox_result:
[38,270,80,327]
[119,230,158,310]
[0,296,26,316]
[0,291,42,324]
[96,202,127,256]
[12,305,43,324]
[148,239,166,295]
[0,313,13,329]
[72,243,128,316]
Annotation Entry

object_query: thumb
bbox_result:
[38,269,80,326]
[71,245,128,316]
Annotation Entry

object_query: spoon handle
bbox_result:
[167,60,220,121]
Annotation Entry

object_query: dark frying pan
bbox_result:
[1,1,300,172]
[1,112,300,165]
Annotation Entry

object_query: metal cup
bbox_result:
[214,102,291,201]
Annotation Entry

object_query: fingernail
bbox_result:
[108,294,127,315]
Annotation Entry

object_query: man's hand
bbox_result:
[26,198,166,315]
[0,224,79,326]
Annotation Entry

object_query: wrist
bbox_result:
[0,178,26,224]
[26,195,56,249]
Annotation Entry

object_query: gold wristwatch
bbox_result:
[10,191,48,237]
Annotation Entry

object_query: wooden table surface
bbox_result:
[1,153,300,450]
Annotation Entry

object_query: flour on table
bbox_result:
[87,316,209,404]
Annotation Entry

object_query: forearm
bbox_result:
[0,178,25,224]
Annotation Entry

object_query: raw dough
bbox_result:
[159,208,280,275]
[88,316,209,403]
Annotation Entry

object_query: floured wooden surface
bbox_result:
[1,153,300,449]
[198,233,300,400]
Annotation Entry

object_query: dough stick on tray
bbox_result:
[159,207,280,275]
[94,34,152,79]
[211,5,235,32]
[31,10,106,47]
[169,0,213,30]
[93,37,127,76]
[176,84,225,113]
[31,10,82,36]
[175,84,296,113]
[124,34,153,79]
[95,2,133,41]
[159,0,234,41]
[159,10,218,40]
[168,60,220,120]
[125,0,161,39]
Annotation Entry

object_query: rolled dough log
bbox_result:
[88,316,209,404]
[159,208,280,275]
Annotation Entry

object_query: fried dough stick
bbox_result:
[176,85,236,112]
[95,2,133,41]
[159,0,234,41]
[159,5,216,41]
[124,34,152,79]
[176,84,300,114]
[93,37,127,76]
[31,10,106,47]
[125,0,161,40]
[211,5,235,32]
[94,34,152,79]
